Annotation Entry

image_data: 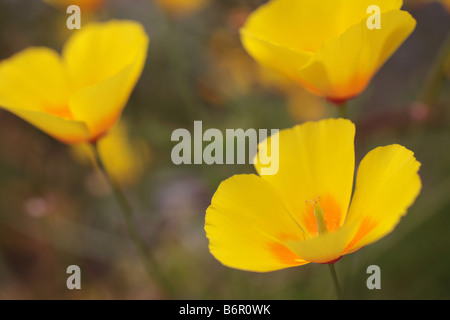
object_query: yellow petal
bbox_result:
[254,118,355,236]
[63,20,149,139]
[240,31,313,84]
[242,0,404,52]
[344,145,421,253]
[240,0,326,82]
[0,47,70,116]
[286,224,359,264]
[5,107,89,144]
[63,20,149,93]
[297,10,416,102]
[241,0,342,53]
[337,0,403,31]
[205,174,308,272]
[69,62,136,141]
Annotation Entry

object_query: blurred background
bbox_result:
[0,0,448,299]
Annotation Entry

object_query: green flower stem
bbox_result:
[337,102,348,119]
[328,263,342,300]
[91,142,175,298]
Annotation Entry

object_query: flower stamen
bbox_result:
[306,197,328,235]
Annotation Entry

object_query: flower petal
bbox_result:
[297,9,416,101]
[4,107,89,144]
[241,0,344,52]
[205,174,308,272]
[68,62,137,141]
[254,118,355,236]
[344,144,421,253]
[285,224,359,264]
[240,31,312,84]
[0,47,70,116]
[337,0,403,31]
[63,20,149,91]
[63,20,149,139]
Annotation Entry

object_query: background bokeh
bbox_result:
[0,0,448,299]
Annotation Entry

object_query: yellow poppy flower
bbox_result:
[0,20,149,144]
[240,0,417,104]
[205,119,421,272]
[154,0,209,17]
[44,0,106,13]
[70,120,150,186]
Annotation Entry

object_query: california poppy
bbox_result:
[240,0,417,104]
[0,20,149,144]
[205,118,421,271]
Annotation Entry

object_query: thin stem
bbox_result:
[90,142,175,298]
[337,102,348,119]
[328,263,342,300]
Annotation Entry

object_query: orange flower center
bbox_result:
[303,194,343,236]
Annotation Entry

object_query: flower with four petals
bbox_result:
[205,119,421,272]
